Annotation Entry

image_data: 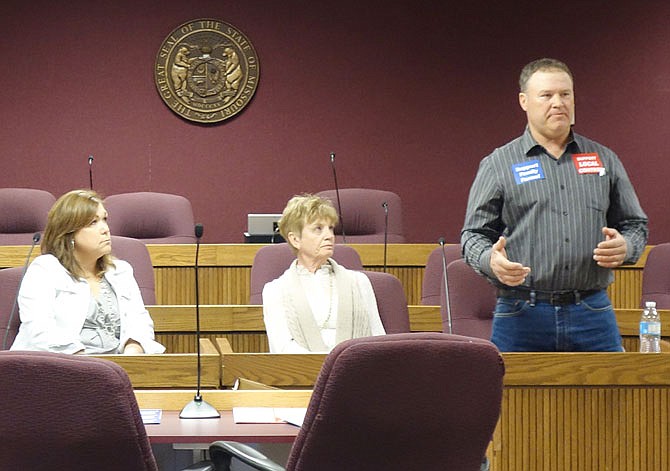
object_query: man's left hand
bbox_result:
[593,227,627,268]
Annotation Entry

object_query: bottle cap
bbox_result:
[645,301,657,308]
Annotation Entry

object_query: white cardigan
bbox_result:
[11,254,165,354]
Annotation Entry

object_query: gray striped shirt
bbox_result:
[461,127,648,291]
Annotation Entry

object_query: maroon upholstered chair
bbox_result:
[441,258,496,340]
[421,243,462,305]
[0,188,55,245]
[104,192,196,244]
[0,350,159,470]
[0,267,24,350]
[316,188,405,243]
[363,270,410,333]
[110,235,156,305]
[641,243,670,308]
[206,332,505,471]
[249,243,363,304]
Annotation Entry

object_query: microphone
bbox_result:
[88,155,94,190]
[2,232,41,350]
[329,151,346,244]
[180,223,220,419]
[438,237,453,334]
[382,201,388,273]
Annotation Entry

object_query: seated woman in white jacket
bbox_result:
[262,193,385,353]
[11,189,165,354]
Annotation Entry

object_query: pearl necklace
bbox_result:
[320,263,335,329]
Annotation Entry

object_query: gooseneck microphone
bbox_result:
[438,237,453,334]
[88,155,94,190]
[330,151,346,243]
[180,223,220,419]
[382,201,389,273]
[2,232,41,350]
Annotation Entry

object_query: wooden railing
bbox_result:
[91,339,220,388]
[0,243,650,308]
[149,305,664,354]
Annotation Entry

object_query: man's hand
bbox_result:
[593,227,627,268]
[490,236,531,286]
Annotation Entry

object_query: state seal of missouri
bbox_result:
[154,19,260,123]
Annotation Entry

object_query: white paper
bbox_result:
[232,407,306,426]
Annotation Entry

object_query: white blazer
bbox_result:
[11,254,165,354]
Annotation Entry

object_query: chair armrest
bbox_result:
[208,441,286,471]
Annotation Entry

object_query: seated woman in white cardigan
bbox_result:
[11,189,164,355]
[262,194,385,353]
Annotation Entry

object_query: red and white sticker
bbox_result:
[572,153,605,175]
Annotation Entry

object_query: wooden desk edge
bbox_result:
[135,389,312,410]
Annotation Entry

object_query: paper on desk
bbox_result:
[140,409,162,424]
[232,407,306,427]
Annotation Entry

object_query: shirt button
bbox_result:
[560,184,565,190]
[565,238,570,242]
[563,211,568,216]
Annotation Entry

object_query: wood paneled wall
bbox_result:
[494,353,670,471]
[148,244,648,308]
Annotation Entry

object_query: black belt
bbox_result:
[497,288,601,306]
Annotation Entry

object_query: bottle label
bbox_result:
[640,321,661,336]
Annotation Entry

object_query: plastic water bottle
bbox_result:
[639,301,661,353]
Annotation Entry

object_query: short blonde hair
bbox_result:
[41,189,114,279]
[279,194,338,253]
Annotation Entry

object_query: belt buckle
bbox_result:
[550,290,579,305]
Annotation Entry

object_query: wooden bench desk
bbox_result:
[92,339,220,388]
[134,390,310,444]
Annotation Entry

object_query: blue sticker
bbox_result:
[512,160,545,184]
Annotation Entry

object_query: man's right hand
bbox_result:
[490,236,531,286]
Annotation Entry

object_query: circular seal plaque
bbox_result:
[154,19,260,123]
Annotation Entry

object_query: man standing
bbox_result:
[461,58,648,352]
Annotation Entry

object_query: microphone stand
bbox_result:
[2,232,40,350]
[180,223,220,419]
[382,202,388,273]
[438,237,453,334]
[88,155,94,190]
[330,151,346,243]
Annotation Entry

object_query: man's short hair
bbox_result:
[519,58,573,92]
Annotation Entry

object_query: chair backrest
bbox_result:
[0,188,55,245]
[421,244,462,305]
[110,235,156,305]
[249,243,363,304]
[0,267,25,350]
[316,188,405,243]
[104,192,196,243]
[442,258,496,340]
[0,350,158,470]
[285,332,504,471]
[363,270,410,333]
[641,243,670,308]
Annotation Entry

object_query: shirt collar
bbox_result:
[295,259,333,276]
[521,126,580,158]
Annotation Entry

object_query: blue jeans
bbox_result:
[490,290,623,352]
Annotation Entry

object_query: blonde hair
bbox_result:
[41,189,114,279]
[279,194,338,253]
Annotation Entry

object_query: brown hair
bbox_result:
[519,58,573,92]
[279,194,339,253]
[41,189,114,278]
